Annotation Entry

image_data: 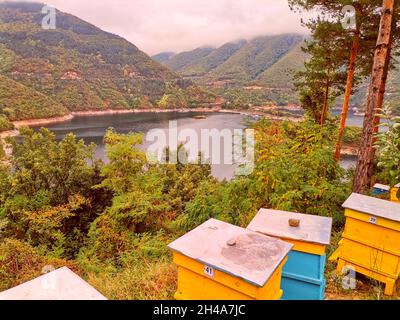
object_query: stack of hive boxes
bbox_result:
[168,219,293,300]
[372,183,399,203]
[332,193,400,296]
[247,209,332,300]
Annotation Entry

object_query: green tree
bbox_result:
[294,21,348,125]
[375,107,400,188]
[1,128,107,258]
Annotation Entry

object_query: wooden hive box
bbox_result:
[373,184,390,196]
[168,219,293,300]
[334,193,400,296]
[247,209,332,300]
[391,184,400,203]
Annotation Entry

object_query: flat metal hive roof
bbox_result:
[373,184,390,191]
[0,267,107,300]
[343,193,400,222]
[168,219,293,287]
[247,209,333,245]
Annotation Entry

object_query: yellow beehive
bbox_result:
[391,184,400,203]
[332,193,400,296]
[168,219,293,300]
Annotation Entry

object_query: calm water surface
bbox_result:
[38,112,249,181]
[37,110,366,179]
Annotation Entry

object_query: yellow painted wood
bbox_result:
[391,187,399,203]
[338,238,400,279]
[333,206,400,296]
[172,252,286,300]
[280,238,326,256]
[329,247,341,262]
[345,209,400,232]
[343,214,400,256]
[337,258,397,296]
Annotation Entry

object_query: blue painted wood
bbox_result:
[283,251,326,280]
[281,274,326,300]
[281,251,326,300]
[372,185,390,195]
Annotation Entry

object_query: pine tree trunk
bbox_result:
[353,0,396,194]
[334,19,361,162]
[320,80,330,127]
[374,34,394,134]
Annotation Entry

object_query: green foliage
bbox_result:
[375,109,400,187]
[157,83,189,109]
[294,22,349,123]
[0,75,68,121]
[257,43,309,89]
[164,47,215,72]
[0,238,79,292]
[251,120,350,224]
[1,127,107,258]
[343,126,363,146]
[179,120,351,228]
[156,34,307,108]
[207,34,305,84]
[0,120,352,297]
[0,115,14,132]
[0,3,212,123]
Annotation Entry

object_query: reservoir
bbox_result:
[37,111,249,181]
[36,110,365,180]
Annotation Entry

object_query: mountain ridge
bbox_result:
[0,1,216,130]
[153,34,308,107]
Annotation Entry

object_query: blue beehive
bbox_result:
[372,183,390,196]
[247,209,332,300]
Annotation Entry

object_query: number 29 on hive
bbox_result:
[204,265,215,278]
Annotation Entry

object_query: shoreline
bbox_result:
[0,108,357,158]
[2,107,304,131]
[71,108,222,117]
[13,114,75,128]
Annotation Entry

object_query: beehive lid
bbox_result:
[373,184,390,191]
[168,219,293,287]
[0,267,107,300]
[343,193,400,222]
[247,209,333,245]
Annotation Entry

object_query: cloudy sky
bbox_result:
[17,0,309,55]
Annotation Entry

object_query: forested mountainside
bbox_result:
[154,34,308,107]
[155,34,400,114]
[0,2,215,127]
[156,34,305,84]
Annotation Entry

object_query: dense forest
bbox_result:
[0,2,216,127]
[0,115,398,298]
[0,0,400,300]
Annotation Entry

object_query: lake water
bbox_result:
[37,110,365,180]
[37,112,250,181]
